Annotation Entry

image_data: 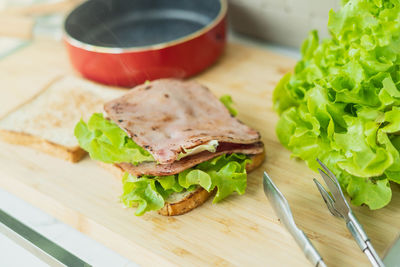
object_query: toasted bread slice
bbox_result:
[101,151,265,216]
[158,152,265,216]
[0,76,125,162]
[158,186,212,216]
[0,130,87,162]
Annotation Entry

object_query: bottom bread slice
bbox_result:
[100,151,265,216]
[0,129,86,162]
[158,186,212,216]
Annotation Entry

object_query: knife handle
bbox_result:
[290,227,325,267]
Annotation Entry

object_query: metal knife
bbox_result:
[263,171,326,267]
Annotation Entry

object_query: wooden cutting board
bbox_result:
[0,40,399,267]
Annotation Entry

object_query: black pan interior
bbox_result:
[65,0,222,48]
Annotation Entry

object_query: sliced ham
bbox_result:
[117,142,264,176]
[104,79,261,164]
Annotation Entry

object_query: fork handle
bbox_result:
[347,212,384,267]
[364,241,384,267]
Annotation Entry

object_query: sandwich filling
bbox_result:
[103,79,260,164]
[75,79,263,215]
[177,140,219,160]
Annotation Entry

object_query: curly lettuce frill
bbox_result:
[273,0,400,209]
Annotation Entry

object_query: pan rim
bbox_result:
[63,0,227,54]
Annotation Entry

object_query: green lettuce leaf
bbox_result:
[121,174,165,216]
[74,113,154,165]
[121,153,251,215]
[220,94,238,116]
[347,176,392,210]
[273,0,400,209]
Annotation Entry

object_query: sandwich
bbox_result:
[74,79,265,216]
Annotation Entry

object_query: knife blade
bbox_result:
[263,171,326,267]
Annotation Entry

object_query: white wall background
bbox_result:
[229,0,341,47]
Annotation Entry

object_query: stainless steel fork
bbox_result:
[313,159,385,267]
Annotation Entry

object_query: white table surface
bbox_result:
[0,32,299,267]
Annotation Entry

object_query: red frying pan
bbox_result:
[64,0,227,87]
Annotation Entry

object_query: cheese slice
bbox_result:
[177,140,218,160]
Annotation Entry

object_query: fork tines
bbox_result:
[313,178,343,218]
[314,159,350,218]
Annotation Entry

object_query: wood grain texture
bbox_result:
[0,40,399,267]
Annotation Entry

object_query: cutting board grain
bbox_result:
[0,40,399,267]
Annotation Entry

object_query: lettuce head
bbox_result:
[273,0,400,209]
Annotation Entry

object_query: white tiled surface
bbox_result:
[0,188,138,267]
[0,228,48,267]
